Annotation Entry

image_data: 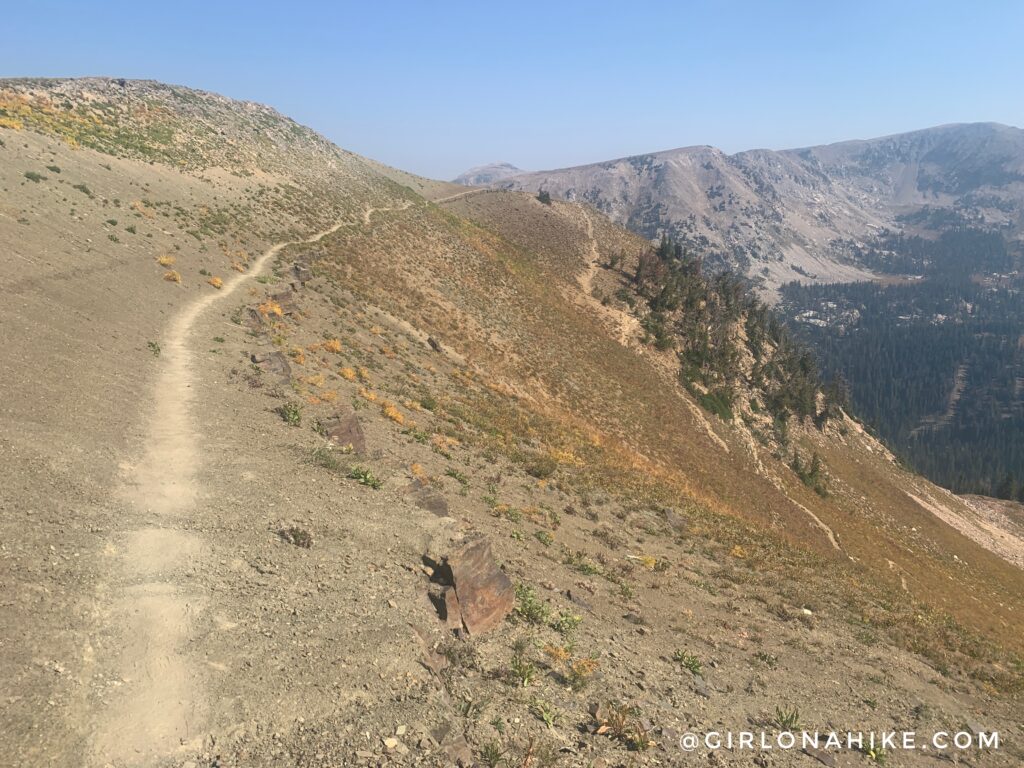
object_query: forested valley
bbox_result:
[779,227,1024,499]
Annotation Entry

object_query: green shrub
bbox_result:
[513,584,550,625]
[673,649,702,675]
[791,452,828,496]
[524,453,557,479]
[697,388,734,421]
[276,401,302,426]
[348,466,383,489]
[310,444,341,471]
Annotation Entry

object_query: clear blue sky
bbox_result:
[3,1,1023,179]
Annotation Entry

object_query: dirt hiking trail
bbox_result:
[89,205,407,766]
[576,209,640,347]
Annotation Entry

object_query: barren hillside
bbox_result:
[1,79,1022,767]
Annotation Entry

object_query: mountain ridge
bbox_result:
[468,121,1021,182]
[452,161,524,186]
[487,121,1024,296]
[2,78,1023,766]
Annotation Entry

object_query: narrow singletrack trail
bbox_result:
[433,187,486,204]
[89,203,407,766]
[577,209,640,347]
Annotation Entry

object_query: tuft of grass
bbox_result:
[382,402,406,425]
[594,702,654,751]
[157,254,176,267]
[567,656,599,691]
[163,270,181,283]
[348,466,383,489]
[774,705,801,730]
[477,742,506,768]
[553,611,582,637]
[309,443,341,472]
[258,299,284,318]
[276,401,302,426]
[673,649,702,675]
[24,170,46,183]
[513,584,550,626]
[445,467,469,485]
[529,699,559,729]
[207,276,223,289]
[509,640,537,687]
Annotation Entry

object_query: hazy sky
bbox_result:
[4,1,1023,179]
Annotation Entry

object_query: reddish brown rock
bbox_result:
[250,351,292,382]
[245,307,266,329]
[802,747,837,767]
[445,538,514,635]
[321,409,366,455]
[270,289,297,315]
[411,487,451,517]
[442,588,462,632]
[404,477,451,517]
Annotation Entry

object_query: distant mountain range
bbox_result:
[452,161,523,186]
[461,123,1024,295]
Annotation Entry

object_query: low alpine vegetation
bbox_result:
[348,465,383,489]
[673,649,702,675]
[276,401,302,426]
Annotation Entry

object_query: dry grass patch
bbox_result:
[258,299,284,318]
[382,401,407,425]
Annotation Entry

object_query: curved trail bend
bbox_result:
[90,204,407,766]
